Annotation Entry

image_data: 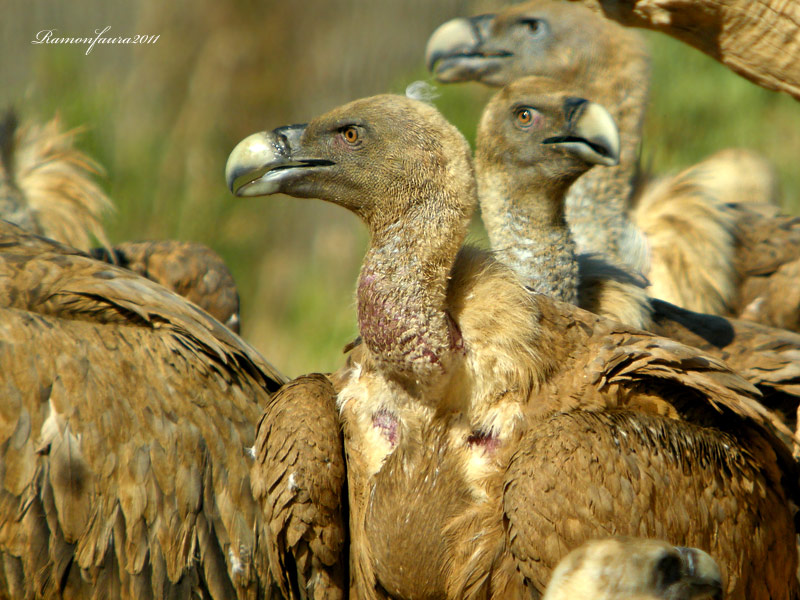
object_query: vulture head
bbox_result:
[543,538,723,600]
[226,94,475,236]
[477,76,619,191]
[227,93,476,382]
[425,0,626,88]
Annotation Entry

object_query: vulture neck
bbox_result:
[357,191,471,387]
[479,165,580,305]
[565,44,650,272]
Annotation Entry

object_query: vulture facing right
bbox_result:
[426,0,800,332]
[474,76,800,447]
[226,91,799,600]
[542,538,723,600]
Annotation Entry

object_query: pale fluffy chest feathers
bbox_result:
[337,248,559,597]
[338,247,552,477]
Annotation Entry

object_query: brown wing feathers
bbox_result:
[90,240,242,333]
[0,111,242,332]
[0,221,311,598]
[504,410,792,593]
[251,374,347,600]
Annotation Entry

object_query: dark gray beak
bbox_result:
[225,124,332,197]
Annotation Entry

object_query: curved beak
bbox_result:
[225,124,333,197]
[425,15,510,83]
[542,98,620,167]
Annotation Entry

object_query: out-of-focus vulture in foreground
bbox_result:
[0,221,348,598]
[426,0,800,332]
[542,538,723,600]
[475,76,800,447]
[0,111,242,331]
[226,92,799,600]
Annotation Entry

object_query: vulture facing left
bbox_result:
[426,0,800,332]
[0,221,348,599]
[226,92,799,600]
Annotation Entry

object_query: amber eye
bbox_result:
[514,107,538,129]
[342,126,359,144]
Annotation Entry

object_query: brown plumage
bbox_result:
[226,92,799,600]
[426,0,800,330]
[476,76,800,448]
[541,538,723,600]
[0,219,349,598]
[0,111,241,331]
[250,373,348,600]
[90,240,241,332]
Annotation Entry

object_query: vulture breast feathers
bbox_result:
[0,220,343,599]
[226,93,799,600]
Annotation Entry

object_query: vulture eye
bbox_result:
[514,107,539,129]
[341,126,360,145]
[519,18,546,36]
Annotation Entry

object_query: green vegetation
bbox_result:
[643,32,800,206]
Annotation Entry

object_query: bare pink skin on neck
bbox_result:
[357,265,463,379]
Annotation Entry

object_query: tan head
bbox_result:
[425,0,641,90]
[226,94,475,238]
[227,94,477,382]
[477,76,619,189]
[543,538,723,600]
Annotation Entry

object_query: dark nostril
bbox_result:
[654,553,683,588]
[272,123,307,155]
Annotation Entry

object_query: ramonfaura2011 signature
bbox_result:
[31,27,159,55]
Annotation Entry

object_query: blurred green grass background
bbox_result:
[4,0,799,377]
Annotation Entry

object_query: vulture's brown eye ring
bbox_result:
[514,107,538,129]
[342,126,359,144]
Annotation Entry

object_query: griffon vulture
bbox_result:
[226,92,799,599]
[0,221,349,599]
[542,538,723,600]
[475,76,800,448]
[426,0,800,332]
